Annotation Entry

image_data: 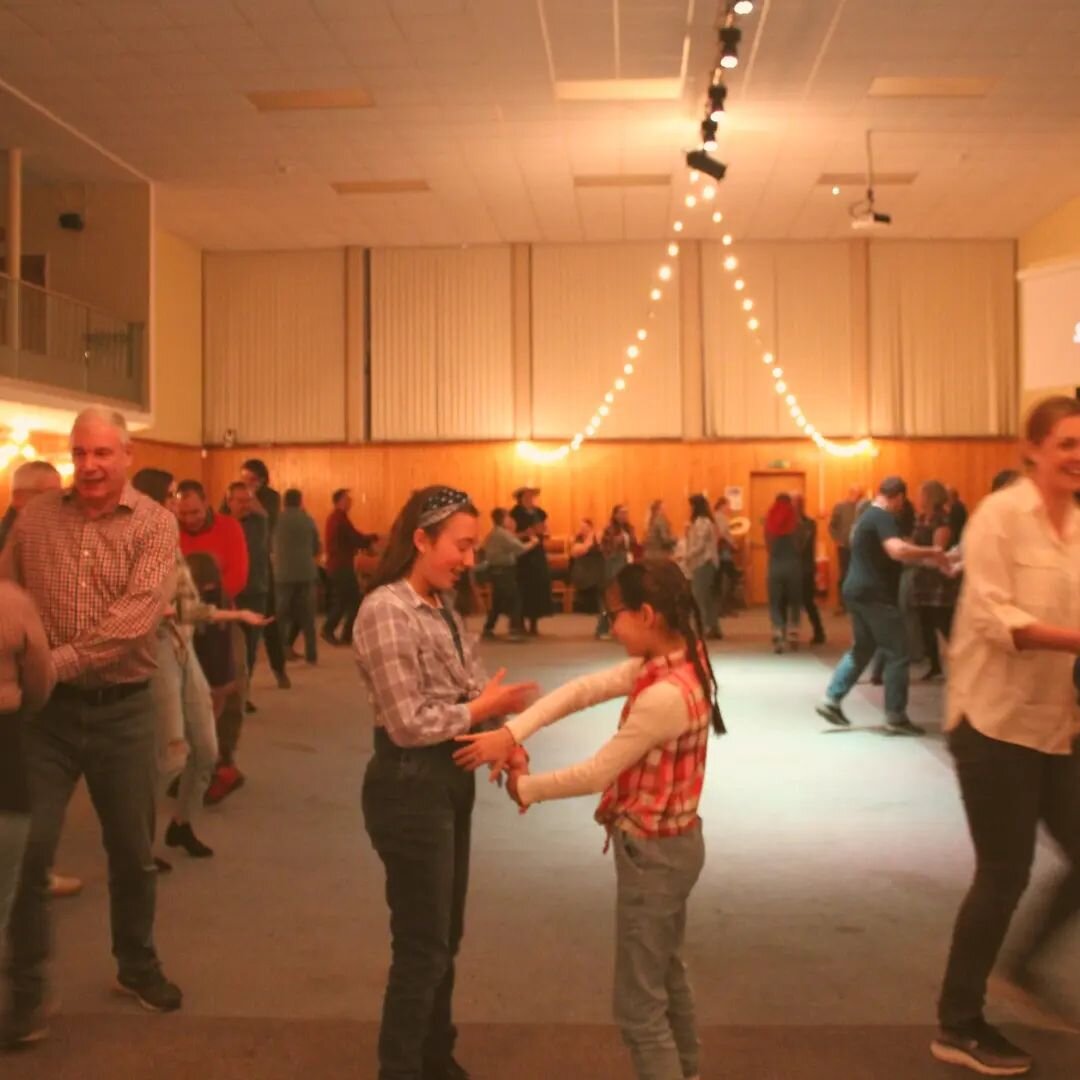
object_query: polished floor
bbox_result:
[5,610,1078,1079]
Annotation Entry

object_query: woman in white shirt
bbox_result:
[932,396,1080,1078]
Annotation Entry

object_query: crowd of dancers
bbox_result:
[0,396,1078,1080]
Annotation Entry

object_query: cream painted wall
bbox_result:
[144,229,203,445]
[1017,196,1080,415]
[20,181,150,323]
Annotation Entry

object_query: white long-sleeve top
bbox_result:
[946,478,1080,754]
[509,658,692,807]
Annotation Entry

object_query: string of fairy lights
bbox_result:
[519,0,877,465]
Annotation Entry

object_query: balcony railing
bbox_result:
[0,272,147,409]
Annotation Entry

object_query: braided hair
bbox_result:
[609,559,725,735]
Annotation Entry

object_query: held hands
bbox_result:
[453,733,532,812]
[453,725,517,772]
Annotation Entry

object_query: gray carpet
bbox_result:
[6,611,1079,1078]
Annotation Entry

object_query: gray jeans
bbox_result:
[7,686,161,1005]
[0,813,30,932]
[613,824,706,1080]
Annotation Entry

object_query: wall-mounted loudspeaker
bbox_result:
[58,213,84,231]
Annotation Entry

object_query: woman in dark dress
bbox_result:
[510,487,553,635]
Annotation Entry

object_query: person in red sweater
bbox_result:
[322,488,377,646]
[176,481,249,602]
[175,480,251,804]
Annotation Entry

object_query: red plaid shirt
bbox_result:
[595,653,710,839]
[0,485,178,688]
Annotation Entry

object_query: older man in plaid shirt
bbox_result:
[0,407,182,1049]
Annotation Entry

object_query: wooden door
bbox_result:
[748,471,806,605]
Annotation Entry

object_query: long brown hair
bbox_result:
[367,485,479,591]
[609,559,725,735]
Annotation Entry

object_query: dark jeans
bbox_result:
[482,567,523,634]
[362,730,475,1080]
[717,559,739,615]
[837,546,851,602]
[238,590,286,677]
[918,605,954,671]
[325,566,362,643]
[802,570,825,640]
[939,721,1080,1030]
[767,560,802,634]
[277,581,317,662]
[826,596,910,718]
[217,625,248,767]
[7,688,160,1006]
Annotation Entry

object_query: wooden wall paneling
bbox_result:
[199,439,1021,596]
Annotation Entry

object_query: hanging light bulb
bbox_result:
[734,278,745,290]
[747,317,759,330]
[615,378,627,390]
[702,185,716,201]
[722,233,733,246]
[636,329,648,341]
[785,394,796,405]
[627,344,640,359]
[658,265,672,281]
[586,424,596,436]
[650,287,662,301]
[796,416,806,428]
[624,363,635,375]
[667,242,680,257]
[712,210,723,224]
[763,351,774,364]
[776,380,787,393]
[689,170,700,184]
[605,392,614,404]
[742,299,753,311]
[771,366,783,378]
[673,220,684,232]
[723,255,737,270]
[599,405,610,417]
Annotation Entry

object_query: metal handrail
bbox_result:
[0,269,137,326]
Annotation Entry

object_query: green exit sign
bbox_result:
[768,459,790,469]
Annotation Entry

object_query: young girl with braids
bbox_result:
[455,558,725,1080]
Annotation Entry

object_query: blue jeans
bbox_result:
[826,597,910,719]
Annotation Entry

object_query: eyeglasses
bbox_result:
[603,605,627,622]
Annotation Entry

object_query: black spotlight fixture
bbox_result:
[686,148,727,182]
[707,81,728,121]
[719,25,741,69]
[700,116,719,150]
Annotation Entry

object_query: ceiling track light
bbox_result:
[732,0,754,14]
[707,81,728,122]
[686,148,726,182]
[700,116,719,151]
[719,25,741,69]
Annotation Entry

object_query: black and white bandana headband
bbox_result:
[418,487,471,529]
